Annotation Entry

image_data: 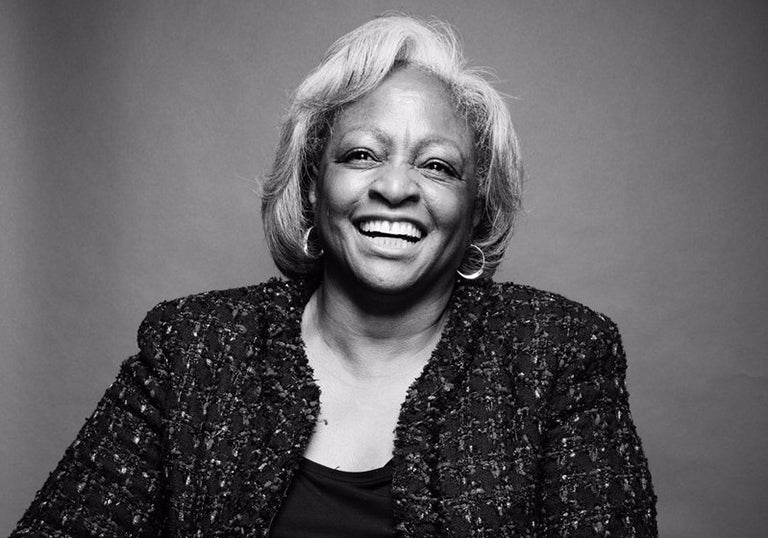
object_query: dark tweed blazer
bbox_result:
[12,278,657,537]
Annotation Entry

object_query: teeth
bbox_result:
[358,220,422,240]
[368,236,414,248]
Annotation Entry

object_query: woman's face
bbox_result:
[312,68,478,296]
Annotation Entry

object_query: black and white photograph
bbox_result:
[1,2,766,536]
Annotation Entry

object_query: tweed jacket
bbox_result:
[12,278,657,537]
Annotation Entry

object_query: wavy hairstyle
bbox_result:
[261,14,523,278]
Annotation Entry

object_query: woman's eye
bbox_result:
[342,149,375,162]
[423,160,459,178]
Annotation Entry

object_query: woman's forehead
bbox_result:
[329,68,474,149]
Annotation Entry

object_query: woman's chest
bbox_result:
[302,374,416,470]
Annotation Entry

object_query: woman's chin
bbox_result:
[330,261,450,299]
[343,268,414,295]
[321,239,459,299]
[359,274,421,296]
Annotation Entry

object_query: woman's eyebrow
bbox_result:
[338,126,391,147]
[340,128,467,159]
[415,135,470,163]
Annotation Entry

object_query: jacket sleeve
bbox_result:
[539,319,658,537]
[10,307,173,537]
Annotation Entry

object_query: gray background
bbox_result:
[1,1,766,536]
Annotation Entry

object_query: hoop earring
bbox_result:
[457,244,485,280]
[302,226,324,259]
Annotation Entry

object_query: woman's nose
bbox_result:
[369,165,420,206]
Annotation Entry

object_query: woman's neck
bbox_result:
[302,271,454,379]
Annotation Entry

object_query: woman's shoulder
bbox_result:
[138,277,311,343]
[457,279,620,341]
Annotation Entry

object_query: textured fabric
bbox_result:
[12,277,657,537]
[269,458,394,537]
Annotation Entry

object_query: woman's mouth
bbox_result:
[356,219,423,248]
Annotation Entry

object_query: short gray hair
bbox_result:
[261,14,523,278]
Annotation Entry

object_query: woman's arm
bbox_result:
[540,319,658,537]
[11,311,172,537]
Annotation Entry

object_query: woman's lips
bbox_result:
[355,219,424,250]
[357,219,423,241]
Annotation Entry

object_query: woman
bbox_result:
[12,15,657,537]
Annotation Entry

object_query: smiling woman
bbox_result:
[11,14,657,538]
[312,68,478,302]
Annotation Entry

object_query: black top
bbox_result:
[269,458,394,537]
